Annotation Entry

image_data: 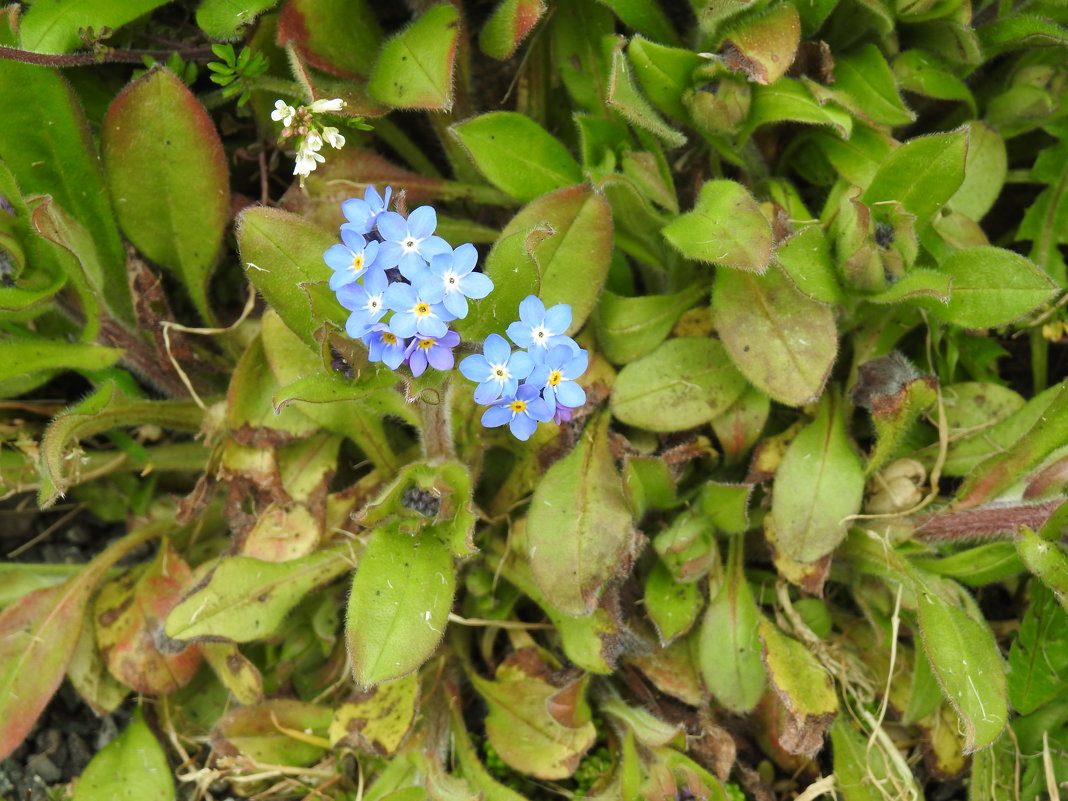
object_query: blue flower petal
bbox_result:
[407,206,437,239]
[510,414,538,441]
[527,396,555,422]
[459,354,490,382]
[555,381,586,408]
[339,227,366,252]
[443,291,468,319]
[483,334,510,365]
[383,282,416,312]
[474,380,503,405]
[376,211,408,242]
[323,244,354,271]
[452,243,478,275]
[527,365,550,388]
[417,315,448,338]
[518,295,545,325]
[505,321,530,349]
[390,312,418,339]
[563,350,589,379]
[508,349,535,379]
[461,272,493,299]
[544,303,572,334]
[482,404,513,427]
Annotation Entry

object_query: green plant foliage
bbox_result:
[2,0,1068,798]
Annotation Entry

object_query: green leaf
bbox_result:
[774,225,845,304]
[611,337,747,431]
[594,285,702,364]
[103,66,229,322]
[607,37,686,147]
[831,43,915,126]
[810,124,895,188]
[977,14,1068,56]
[471,650,596,779]
[451,112,582,203]
[273,371,397,413]
[946,122,1006,222]
[464,185,612,341]
[277,0,382,77]
[924,247,1057,329]
[759,617,838,756]
[196,0,280,40]
[368,4,460,110]
[600,0,679,43]
[769,390,865,564]
[627,36,702,121]
[645,561,702,645]
[73,710,174,801]
[740,78,853,140]
[212,699,331,766]
[0,523,165,759]
[893,50,976,114]
[165,545,353,642]
[862,128,968,228]
[38,383,202,507]
[832,718,904,801]
[1008,580,1068,714]
[942,381,1064,478]
[662,180,773,271]
[713,264,838,406]
[915,576,1008,752]
[0,339,121,382]
[549,0,613,113]
[1018,138,1068,281]
[865,268,952,304]
[699,535,766,713]
[346,523,455,687]
[20,0,170,54]
[479,0,547,60]
[236,207,339,348]
[226,335,319,439]
[0,58,129,321]
[526,411,634,616]
[710,386,770,465]
[1017,526,1068,612]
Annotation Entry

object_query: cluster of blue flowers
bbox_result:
[324,185,492,377]
[325,186,587,441]
[459,297,588,440]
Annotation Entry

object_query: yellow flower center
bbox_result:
[414,302,431,316]
[548,370,562,387]
[418,338,435,350]
[509,399,527,413]
[351,254,364,272]
[382,332,397,344]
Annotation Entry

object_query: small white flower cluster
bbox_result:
[271,98,347,182]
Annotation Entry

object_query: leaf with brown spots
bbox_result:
[94,540,202,695]
[328,673,419,755]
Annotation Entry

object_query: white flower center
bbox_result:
[444,271,459,288]
[491,364,511,382]
[403,237,417,252]
[532,326,550,345]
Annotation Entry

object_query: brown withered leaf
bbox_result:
[328,673,419,755]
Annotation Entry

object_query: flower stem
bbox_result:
[418,379,455,464]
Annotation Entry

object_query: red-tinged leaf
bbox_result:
[0,522,168,759]
[94,540,201,695]
[480,0,547,59]
[103,66,229,322]
[278,0,383,78]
